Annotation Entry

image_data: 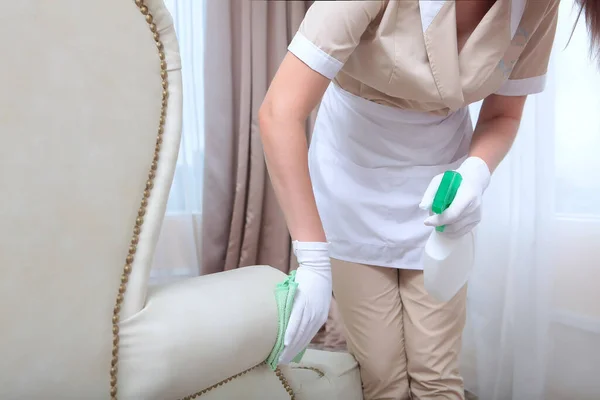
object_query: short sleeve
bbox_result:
[288,1,384,80]
[495,1,559,96]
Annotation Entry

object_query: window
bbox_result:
[553,2,600,217]
[163,0,205,216]
[151,0,205,283]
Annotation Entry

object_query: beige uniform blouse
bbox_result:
[287,0,559,269]
[289,0,559,114]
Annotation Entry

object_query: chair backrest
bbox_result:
[0,0,182,398]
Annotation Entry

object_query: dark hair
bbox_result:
[577,0,600,59]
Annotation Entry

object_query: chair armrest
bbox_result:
[118,265,287,400]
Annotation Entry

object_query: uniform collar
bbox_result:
[418,0,526,110]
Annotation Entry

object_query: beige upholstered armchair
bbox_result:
[0,1,362,399]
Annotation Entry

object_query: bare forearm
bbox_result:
[258,53,331,243]
[469,115,520,173]
[470,94,526,173]
[260,115,326,242]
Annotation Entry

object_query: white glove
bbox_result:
[278,241,332,365]
[419,157,491,238]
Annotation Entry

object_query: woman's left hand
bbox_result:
[419,157,491,238]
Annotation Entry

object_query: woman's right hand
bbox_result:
[278,241,332,365]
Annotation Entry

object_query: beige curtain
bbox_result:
[202,0,313,275]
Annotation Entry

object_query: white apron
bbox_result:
[309,83,473,270]
[294,0,559,269]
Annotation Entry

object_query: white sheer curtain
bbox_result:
[463,2,600,399]
[544,2,600,398]
[150,0,205,284]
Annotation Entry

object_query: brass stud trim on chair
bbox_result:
[294,366,325,378]
[180,363,264,400]
[275,366,296,400]
[178,361,320,400]
[109,1,169,399]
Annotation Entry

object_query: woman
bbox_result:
[259,0,594,399]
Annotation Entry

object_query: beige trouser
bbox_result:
[331,259,467,400]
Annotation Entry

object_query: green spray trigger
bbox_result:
[431,171,463,232]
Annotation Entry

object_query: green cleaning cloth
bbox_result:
[266,270,307,370]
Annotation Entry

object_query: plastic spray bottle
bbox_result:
[423,171,475,302]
